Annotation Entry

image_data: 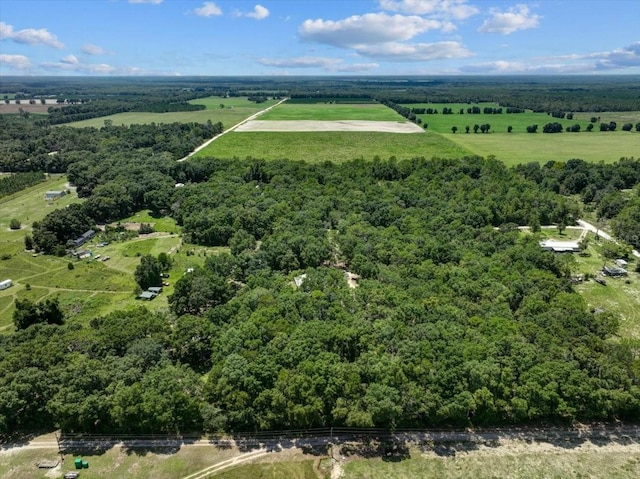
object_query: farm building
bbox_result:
[0,279,12,290]
[539,239,580,253]
[603,265,628,277]
[72,229,95,247]
[44,190,66,201]
[138,291,157,301]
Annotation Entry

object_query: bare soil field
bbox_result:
[0,103,50,114]
[235,120,425,134]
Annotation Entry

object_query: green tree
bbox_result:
[9,219,20,230]
[13,298,64,330]
[134,254,162,290]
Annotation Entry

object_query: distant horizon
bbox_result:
[1,1,638,77]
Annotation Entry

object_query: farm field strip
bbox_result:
[235,120,424,133]
[259,102,406,121]
[64,97,279,128]
[194,131,472,163]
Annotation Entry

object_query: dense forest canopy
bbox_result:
[2,156,640,436]
[1,76,640,437]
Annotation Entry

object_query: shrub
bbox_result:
[9,219,21,230]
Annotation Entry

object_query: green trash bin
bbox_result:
[82,460,89,469]
[74,458,83,469]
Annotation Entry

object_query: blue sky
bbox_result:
[1,0,639,76]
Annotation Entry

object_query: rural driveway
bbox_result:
[578,219,640,258]
[178,97,289,162]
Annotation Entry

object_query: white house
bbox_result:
[539,239,580,253]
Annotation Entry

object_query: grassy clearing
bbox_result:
[572,234,640,339]
[342,443,640,479]
[0,439,240,479]
[260,103,405,122]
[214,459,321,479]
[404,103,640,134]
[0,176,229,329]
[65,97,278,128]
[446,131,639,166]
[194,131,472,163]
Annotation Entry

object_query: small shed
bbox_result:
[45,190,66,201]
[148,286,163,294]
[615,259,628,268]
[138,291,157,301]
[0,279,12,290]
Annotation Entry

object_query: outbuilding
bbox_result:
[0,279,12,290]
[138,291,157,301]
[148,286,163,294]
[44,190,66,201]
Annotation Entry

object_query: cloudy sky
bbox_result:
[1,0,639,76]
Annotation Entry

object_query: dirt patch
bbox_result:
[235,120,424,134]
[0,104,51,114]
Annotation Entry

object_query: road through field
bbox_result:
[178,97,289,162]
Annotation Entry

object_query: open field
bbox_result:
[3,432,640,479]
[572,234,640,339]
[0,176,226,330]
[342,441,640,479]
[446,131,640,166]
[64,97,279,128]
[235,120,424,133]
[260,102,405,121]
[403,103,640,134]
[194,131,471,163]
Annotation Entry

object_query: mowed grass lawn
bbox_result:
[260,102,406,121]
[0,177,220,330]
[194,131,472,163]
[66,96,279,128]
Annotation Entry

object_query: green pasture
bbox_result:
[65,96,278,128]
[194,131,472,163]
[403,103,640,134]
[117,210,180,233]
[572,234,640,339]
[447,130,639,166]
[260,102,405,121]
[0,438,240,479]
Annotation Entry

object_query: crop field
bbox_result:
[259,102,405,121]
[65,96,278,128]
[194,131,472,163]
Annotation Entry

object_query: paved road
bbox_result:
[177,97,289,162]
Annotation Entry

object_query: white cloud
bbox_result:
[378,0,479,20]
[478,4,540,34]
[0,22,64,49]
[60,54,79,65]
[299,13,444,48]
[258,56,378,72]
[245,5,270,20]
[356,40,472,61]
[0,53,32,70]
[459,43,640,74]
[194,2,222,17]
[82,43,107,55]
[129,0,163,4]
